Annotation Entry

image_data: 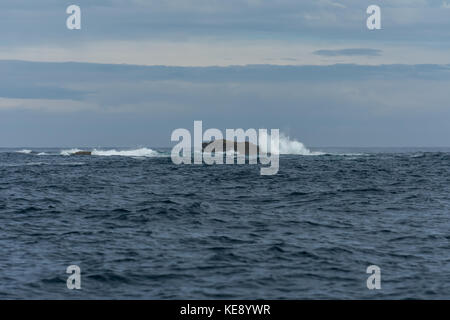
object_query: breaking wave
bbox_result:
[91,148,161,157]
[60,148,83,156]
[16,149,32,154]
[60,147,163,157]
[259,133,324,155]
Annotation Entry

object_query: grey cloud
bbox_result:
[1,60,450,147]
[0,0,449,46]
[314,48,382,57]
[0,85,87,101]
[3,60,449,92]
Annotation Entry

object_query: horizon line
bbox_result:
[2,59,450,69]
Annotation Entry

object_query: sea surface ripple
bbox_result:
[0,147,449,299]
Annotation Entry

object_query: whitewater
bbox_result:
[15,134,325,157]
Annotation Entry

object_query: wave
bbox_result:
[91,148,161,157]
[60,148,83,156]
[258,132,324,155]
[1,162,86,167]
[16,149,33,154]
[60,147,163,157]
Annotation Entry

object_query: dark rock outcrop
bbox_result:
[202,139,259,156]
[72,151,92,156]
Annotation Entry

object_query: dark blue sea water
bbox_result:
[1,147,449,299]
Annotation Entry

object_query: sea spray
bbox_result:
[258,132,324,155]
[60,148,163,157]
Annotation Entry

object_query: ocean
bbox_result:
[0,146,449,299]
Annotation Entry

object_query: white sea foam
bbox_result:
[259,133,324,155]
[60,147,163,157]
[57,162,86,166]
[25,162,44,166]
[60,148,83,156]
[91,148,161,157]
[17,149,32,154]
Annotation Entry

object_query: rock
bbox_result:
[71,151,92,156]
[202,139,259,156]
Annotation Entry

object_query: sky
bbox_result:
[0,0,450,147]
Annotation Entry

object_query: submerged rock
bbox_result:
[71,151,92,156]
[202,139,259,156]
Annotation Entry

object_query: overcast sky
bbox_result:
[1,0,450,147]
[2,0,450,65]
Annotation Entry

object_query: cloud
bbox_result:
[1,40,450,66]
[1,0,450,48]
[0,97,97,112]
[313,48,383,57]
[2,60,450,115]
[0,0,448,69]
[1,60,450,147]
